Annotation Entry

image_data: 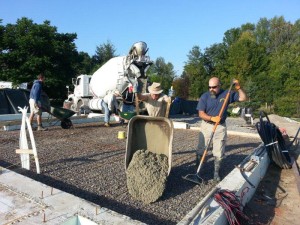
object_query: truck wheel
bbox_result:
[70,103,77,112]
[75,101,83,116]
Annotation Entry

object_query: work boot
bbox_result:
[37,125,48,131]
[104,122,110,127]
[214,157,221,181]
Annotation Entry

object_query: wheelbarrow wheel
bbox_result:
[61,118,73,129]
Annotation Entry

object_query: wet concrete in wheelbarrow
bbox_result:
[0,121,262,225]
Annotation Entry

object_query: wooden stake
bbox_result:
[16,149,34,154]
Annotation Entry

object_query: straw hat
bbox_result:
[148,82,163,94]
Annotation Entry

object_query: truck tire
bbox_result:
[73,101,83,116]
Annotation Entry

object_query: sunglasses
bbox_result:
[208,85,219,89]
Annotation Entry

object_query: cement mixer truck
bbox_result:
[64,41,152,114]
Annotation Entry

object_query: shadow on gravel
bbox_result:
[164,161,202,198]
[0,160,18,170]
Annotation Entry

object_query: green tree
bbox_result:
[75,52,93,75]
[223,28,241,47]
[0,17,80,100]
[172,71,189,99]
[227,31,269,103]
[91,40,117,72]
[147,57,175,94]
[270,41,300,116]
[184,46,208,99]
[203,43,229,82]
[255,18,271,48]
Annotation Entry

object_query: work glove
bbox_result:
[232,79,241,90]
[211,116,221,123]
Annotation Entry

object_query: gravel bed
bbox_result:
[0,118,262,225]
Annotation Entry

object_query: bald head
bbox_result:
[208,77,221,95]
[209,77,220,86]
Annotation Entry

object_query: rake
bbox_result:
[183,81,235,184]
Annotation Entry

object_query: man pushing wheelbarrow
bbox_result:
[29,73,76,130]
[28,73,48,131]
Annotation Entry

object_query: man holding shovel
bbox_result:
[196,77,247,181]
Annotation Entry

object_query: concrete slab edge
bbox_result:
[1,115,118,131]
[189,126,260,139]
[0,167,145,225]
[178,144,269,225]
[0,112,51,121]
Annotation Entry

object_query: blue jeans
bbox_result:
[101,101,110,123]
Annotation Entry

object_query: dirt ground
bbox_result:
[0,115,299,225]
[244,147,300,225]
[242,113,300,225]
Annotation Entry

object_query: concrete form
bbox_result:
[0,168,145,225]
[0,113,119,131]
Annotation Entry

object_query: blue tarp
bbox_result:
[170,98,198,115]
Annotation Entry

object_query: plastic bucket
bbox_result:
[118,131,126,139]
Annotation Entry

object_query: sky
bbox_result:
[1,0,299,75]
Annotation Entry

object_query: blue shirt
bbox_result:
[196,89,239,123]
[29,80,43,102]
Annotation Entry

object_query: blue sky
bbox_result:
[1,0,299,75]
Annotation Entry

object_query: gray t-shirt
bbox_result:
[142,93,170,117]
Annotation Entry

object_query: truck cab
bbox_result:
[65,74,93,114]
[72,75,92,98]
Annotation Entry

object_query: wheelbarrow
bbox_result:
[119,111,137,127]
[43,106,76,129]
[125,115,173,175]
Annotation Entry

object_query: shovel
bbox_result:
[183,81,235,184]
[165,99,171,118]
[135,93,140,115]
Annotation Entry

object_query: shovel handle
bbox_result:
[165,100,171,118]
[135,93,139,115]
[212,82,235,132]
